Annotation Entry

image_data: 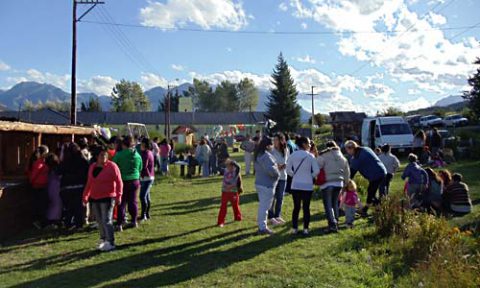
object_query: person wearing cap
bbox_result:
[378,144,400,197]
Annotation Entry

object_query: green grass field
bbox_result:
[1,155,478,288]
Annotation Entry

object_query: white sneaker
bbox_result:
[275,217,286,224]
[97,240,106,250]
[100,241,115,252]
[291,228,298,235]
[302,229,309,235]
[270,218,281,226]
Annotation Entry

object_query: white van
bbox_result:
[361,117,413,152]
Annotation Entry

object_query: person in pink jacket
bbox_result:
[83,147,123,252]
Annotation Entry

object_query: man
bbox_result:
[240,134,255,175]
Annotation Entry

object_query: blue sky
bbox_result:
[0,0,479,114]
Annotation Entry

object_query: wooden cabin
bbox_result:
[0,121,95,240]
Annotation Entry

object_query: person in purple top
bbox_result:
[139,138,155,221]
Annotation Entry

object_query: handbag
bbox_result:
[315,168,326,186]
[285,156,308,193]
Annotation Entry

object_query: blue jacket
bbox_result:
[401,162,428,185]
[349,147,387,181]
[254,151,280,188]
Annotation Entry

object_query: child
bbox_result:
[378,144,400,197]
[217,159,243,227]
[401,154,429,209]
[340,180,362,228]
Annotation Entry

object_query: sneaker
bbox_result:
[258,228,274,235]
[116,225,123,232]
[270,218,281,226]
[97,240,106,250]
[100,241,115,252]
[90,223,99,229]
[275,217,286,224]
[302,229,309,236]
[218,224,224,228]
[291,228,299,235]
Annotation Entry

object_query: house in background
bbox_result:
[329,111,367,143]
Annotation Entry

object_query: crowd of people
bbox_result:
[27,135,161,251]
[219,130,473,236]
[26,127,474,251]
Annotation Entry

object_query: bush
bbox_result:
[174,143,193,155]
[373,193,407,237]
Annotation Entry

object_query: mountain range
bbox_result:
[2,81,465,120]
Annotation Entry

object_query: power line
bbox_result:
[78,19,480,36]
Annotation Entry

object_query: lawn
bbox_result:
[0,155,478,288]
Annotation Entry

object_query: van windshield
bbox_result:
[380,124,412,135]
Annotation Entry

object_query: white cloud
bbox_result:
[140,0,249,31]
[295,55,316,64]
[301,22,308,29]
[290,0,480,96]
[279,2,288,11]
[171,64,184,71]
[140,72,169,90]
[0,60,10,71]
[24,69,71,91]
[78,75,117,96]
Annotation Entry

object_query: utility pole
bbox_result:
[71,0,104,125]
[309,86,318,139]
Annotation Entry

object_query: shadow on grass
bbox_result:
[10,226,307,288]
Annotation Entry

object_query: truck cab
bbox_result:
[361,117,413,152]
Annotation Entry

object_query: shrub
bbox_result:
[373,193,407,237]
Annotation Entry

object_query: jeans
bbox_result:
[202,160,210,177]
[344,205,356,225]
[256,184,275,231]
[118,180,140,226]
[61,186,85,228]
[209,154,217,175]
[32,187,48,226]
[161,157,169,173]
[140,180,153,219]
[244,152,253,175]
[322,186,341,228]
[217,192,242,225]
[92,199,115,245]
[268,180,286,219]
[379,173,393,197]
[154,155,162,173]
[366,177,385,206]
[291,189,313,230]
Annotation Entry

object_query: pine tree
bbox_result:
[463,58,480,119]
[237,78,259,111]
[267,53,301,132]
[81,97,102,112]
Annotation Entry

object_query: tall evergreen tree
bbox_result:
[463,58,480,118]
[215,80,239,112]
[267,53,301,132]
[81,96,102,112]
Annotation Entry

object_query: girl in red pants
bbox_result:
[217,159,243,227]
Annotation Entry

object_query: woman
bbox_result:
[412,130,426,161]
[83,148,123,251]
[268,133,289,225]
[29,145,50,229]
[254,137,280,235]
[344,140,387,216]
[140,138,155,221]
[424,168,443,213]
[113,136,143,230]
[287,136,320,235]
[429,128,443,156]
[196,138,212,178]
[159,139,171,175]
[317,141,350,233]
[401,154,429,209]
[45,153,62,227]
[59,143,90,229]
[438,170,452,187]
[151,137,161,173]
[216,138,230,175]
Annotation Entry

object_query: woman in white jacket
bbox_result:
[317,141,350,233]
[286,136,320,235]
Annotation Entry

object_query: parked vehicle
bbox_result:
[419,115,443,127]
[361,116,413,152]
[405,114,422,128]
[442,114,468,127]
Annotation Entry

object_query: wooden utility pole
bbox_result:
[309,86,318,139]
[71,0,104,125]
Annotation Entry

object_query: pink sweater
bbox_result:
[82,161,123,203]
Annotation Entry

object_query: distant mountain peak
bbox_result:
[434,95,465,107]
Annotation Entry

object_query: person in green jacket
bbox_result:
[113,136,143,230]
